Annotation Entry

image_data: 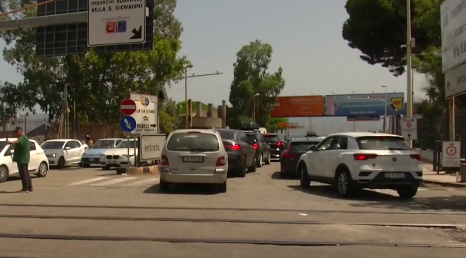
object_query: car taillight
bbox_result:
[253,143,258,149]
[161,155,169,166]
[283,146,297,159]
[216,156,226,166]
[232,144,240,150]
[410,154,421,161]
[353,153,378,160]
[277,141,281,146]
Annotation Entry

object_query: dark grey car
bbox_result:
[244,131,271,167]
[280,137,324,178]
[217,129,257,177]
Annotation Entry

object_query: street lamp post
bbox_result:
[406,0,413,147]
[184,64,193,129]
[382,84,388,133]
[253,93,259,123]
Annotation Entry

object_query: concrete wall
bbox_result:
[180,99,227,129]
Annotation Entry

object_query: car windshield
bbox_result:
[264,135,279,143]
[167,132,219,152]
[41,141,65,149]
[117,141,137,148]
[356,136,411,151]
[92,140,116,149]
[0,141,6,151]
[291,141,321,152]
[218,130,235,140]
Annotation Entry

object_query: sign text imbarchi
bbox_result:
[90,0,144,13]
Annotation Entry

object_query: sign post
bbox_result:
[442,141,461,168]
[120,99,137,116]
[130,93,157,133]
[401,117,417,140]
[87,0,147,47]
[139,134,165,163]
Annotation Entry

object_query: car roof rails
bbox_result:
[240,121,260,131]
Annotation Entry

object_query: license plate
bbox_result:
[89,158,95,162]
[182,156,204,163]
[384,173,405,179]
[109,160,116,164]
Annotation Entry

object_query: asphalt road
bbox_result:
[0,163,465,258]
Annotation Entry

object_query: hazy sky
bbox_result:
[0,0,427,134]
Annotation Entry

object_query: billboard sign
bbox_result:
[441,0,466,71]
[324,93,405,116]
[270,96,324,117]
[347,115,380,122]
[445,62,466,98]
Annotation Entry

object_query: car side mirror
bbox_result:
[64,147,71,150]
[9,150,14,155]
[308,146,316,151]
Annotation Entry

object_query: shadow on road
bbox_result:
[271,171,296,180]
[143,183,220,195]
[288,184,466,212]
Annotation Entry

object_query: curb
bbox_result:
[422,179,466,188]
[116,165,159,175]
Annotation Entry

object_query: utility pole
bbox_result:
[406,0,413,147]
[174,71,223,129]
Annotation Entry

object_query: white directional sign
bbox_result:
[129,93,157,133]
[401,117,418,140]
[87,0,147,47]
[139,134,165,161]
[442,141,461,167]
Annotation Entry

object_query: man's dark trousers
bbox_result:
[18,164,32,191]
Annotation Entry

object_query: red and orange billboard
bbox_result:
[270,96,324,117]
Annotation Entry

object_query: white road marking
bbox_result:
[67,177,110,186]
[123,177,160,186]
[90,177,137,186]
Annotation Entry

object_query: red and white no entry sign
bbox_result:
[120,99,137,115]
[446,145,457,156]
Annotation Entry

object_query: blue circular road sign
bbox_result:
[120,116,137,133]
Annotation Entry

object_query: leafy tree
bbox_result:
[229,40,285,129]
[0,0,186,125]
[159,99,179,133]
[342,0,441,76]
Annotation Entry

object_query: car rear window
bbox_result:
[264,135,279,143]
[245,134,256,143]
[218,130,235,140]
[356,136,411,150]
[290,141,321,152]
[167,133,220,151]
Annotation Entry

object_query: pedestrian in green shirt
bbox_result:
[7,127,32,192]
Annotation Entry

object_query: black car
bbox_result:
[280,137,324,178]
[217,129,256,177]
[244,131,271,167]
[263,133,287,161]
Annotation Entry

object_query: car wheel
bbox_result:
[57,157,65,169]
[217,180,227,193]
[299,164,311,188]
[247,156,256,172]
[256,154,263,167]
[238,159,247,177]
[0,165,8,183]
[159,180,170,192]
[36,162,48,177]
[336,170,356,197]
[397,186,418,199]
[265,153,271,165]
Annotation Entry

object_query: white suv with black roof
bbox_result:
[297,132,423,199]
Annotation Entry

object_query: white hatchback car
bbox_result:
[160,129,228,193]
[0,138,49,183]
[297,132,423,199]
[41,139,87,168]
